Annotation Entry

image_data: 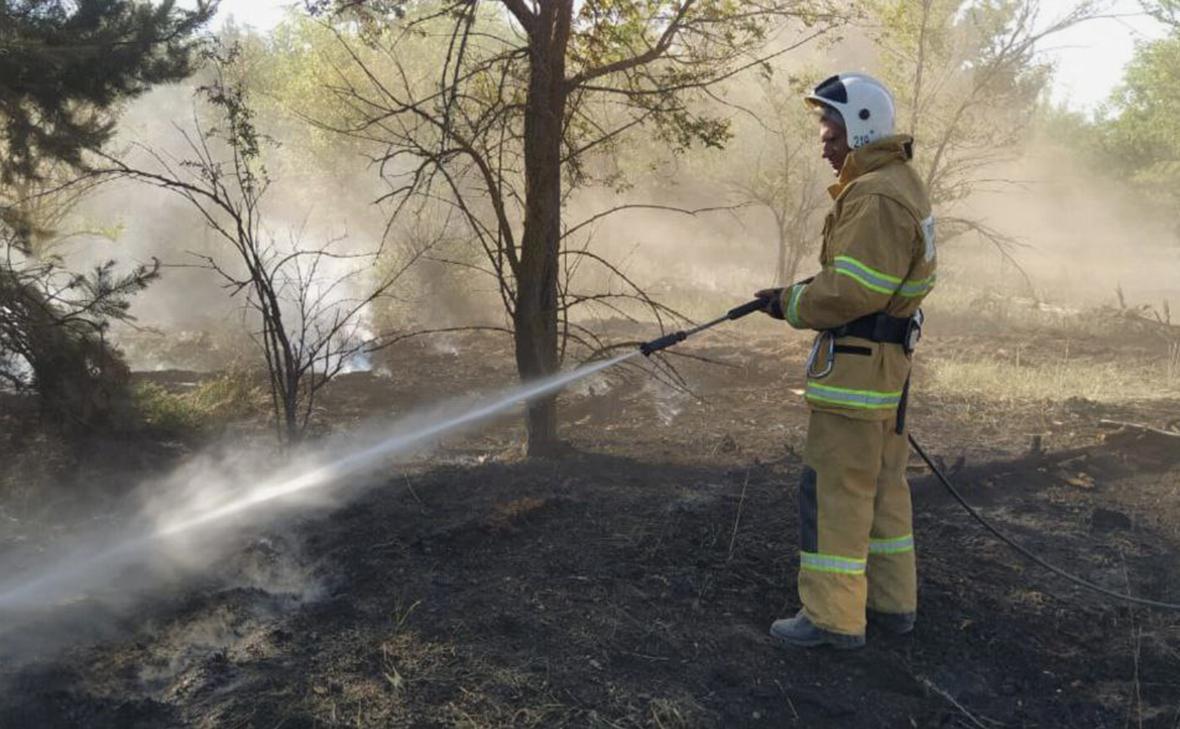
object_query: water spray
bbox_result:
[3,294,1170,616]
[0,351,641,610]
[0,303,771,612]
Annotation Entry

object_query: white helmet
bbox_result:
[805,73,895,149]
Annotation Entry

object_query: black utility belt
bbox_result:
[814,311,922,435]
[826,311,924,354]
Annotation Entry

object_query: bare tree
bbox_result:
[303,0,840,455]
[102,51,427,444]
[732,78,828,287]
[869,0,1104,289]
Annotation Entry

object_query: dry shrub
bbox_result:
[134,370,268,433]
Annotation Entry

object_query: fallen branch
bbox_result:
[367,325,513,353]
[726,467,752,562]
[917,675,1001,729]
[1097,420,1180,439]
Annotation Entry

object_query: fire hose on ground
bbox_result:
[637,299,1180,611]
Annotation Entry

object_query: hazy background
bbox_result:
[80,0,1180,369]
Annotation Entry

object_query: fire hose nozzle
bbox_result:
[640,331,687,357]
[726,298,767,320]
[639,299,766,356]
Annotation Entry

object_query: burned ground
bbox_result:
[1,325,1179,728]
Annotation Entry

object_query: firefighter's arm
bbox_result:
[782,194,917,331]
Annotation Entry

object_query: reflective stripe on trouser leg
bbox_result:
[866,418,917,614]
[797,411,883,635]
[798,469,868,574]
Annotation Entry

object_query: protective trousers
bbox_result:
[797,410,916,635]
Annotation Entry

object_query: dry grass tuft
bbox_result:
[487,496,550,531]
[927,355,1180,405]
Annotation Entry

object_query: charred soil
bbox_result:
[1,327,1179,728]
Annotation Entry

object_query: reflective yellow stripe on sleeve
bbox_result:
[832,255,901,296]
[833,256,935,299]
[898,275,936,298]
[786,283,807,329]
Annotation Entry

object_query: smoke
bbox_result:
[34,10,1172,375]
[963,140,1179,307]
[558,44,1180,320]
[2,12,1176,707]
[0,352,637,661]
[61,76,401,371]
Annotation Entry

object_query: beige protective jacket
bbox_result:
[780,135,936,421]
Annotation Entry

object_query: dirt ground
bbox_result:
[1,322,1179,728]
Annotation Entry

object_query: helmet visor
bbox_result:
[811,75,848,104]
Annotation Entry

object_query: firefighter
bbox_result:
[756,73,937,649]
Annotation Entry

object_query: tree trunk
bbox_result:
[514,3,571,457]
[283,382,300,445]
[774,216,789,286]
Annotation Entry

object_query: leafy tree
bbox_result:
[305,0,839,455]
[1101,29,1180,233]
[867,0,1100,283]
[1036,4,1180,241]
[1142,0,1180,26]
[228,15,384,179]
[0,0,216,183]
[0,0,214,428]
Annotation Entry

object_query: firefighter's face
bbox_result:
[819,117,850,175]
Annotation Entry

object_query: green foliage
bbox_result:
[300,0,837,190]
[0,237,159,408]
[1036,103,1105,160]
[1143,0,1180,26]
[561,0,831,159]
[868,0,1055,207]
[1048,24,1180,225]
[1101,31,1180,209]
[303,0,405,22]
[238,13,419,176]
[0,0,215,183]
[133,371,267,434]
[0,0,214,433]
[198,43,273,198]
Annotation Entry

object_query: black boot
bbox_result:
[867,609,916,635]
[769,611,865,650]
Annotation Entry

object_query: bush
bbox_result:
[134,371,268,434]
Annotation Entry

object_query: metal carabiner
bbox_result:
[904,309,925,356]
[805,331,836,379]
